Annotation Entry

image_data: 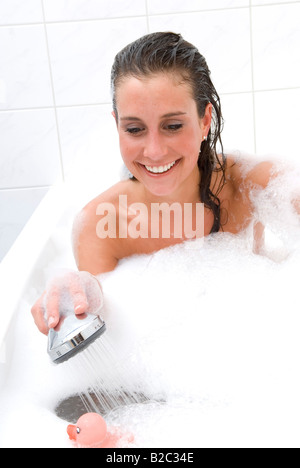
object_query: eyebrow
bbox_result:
[120,112,187,121]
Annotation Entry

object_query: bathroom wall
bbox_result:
[0,0,299,261]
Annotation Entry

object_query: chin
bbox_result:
[144,182,179,198]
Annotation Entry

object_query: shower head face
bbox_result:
[47,313,106,364]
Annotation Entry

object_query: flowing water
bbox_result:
[55,335,152,423]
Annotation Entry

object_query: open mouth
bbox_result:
[140,159,180,175]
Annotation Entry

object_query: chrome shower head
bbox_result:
[47,313,106,365]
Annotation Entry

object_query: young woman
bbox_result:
[31,32,288,334]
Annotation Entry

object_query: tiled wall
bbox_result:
[0,0,299,261]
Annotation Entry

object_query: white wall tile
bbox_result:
[0,78,6,104]
[221,93,255,154]
[252,0,295,5]
[252,3,300,90]
[57,104,121,181]
[255,88,300,164]
[0,0,43,25]
[1,1,299,261]
[149,9,252,94]
[148,0,249,15]
[0,109,62,188]
[0,187,49,261]
[43,0,146,21]
[46,17,148,106]
[0,25,53,110]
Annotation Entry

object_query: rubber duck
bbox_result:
[67,412,134,448]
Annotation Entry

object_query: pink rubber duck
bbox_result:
[67,412,134,448]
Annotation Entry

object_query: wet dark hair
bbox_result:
[111,32,226,233]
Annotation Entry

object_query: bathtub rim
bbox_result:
[0,182,70,349]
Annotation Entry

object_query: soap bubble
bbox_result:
[1,158,300,447]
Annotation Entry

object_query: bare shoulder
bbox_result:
[215,154,279,233]
[72,179,136,275]
[85,179,136,210]
[225,154,278,192]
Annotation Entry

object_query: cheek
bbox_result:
[178,132,201,161]
[118,135,138,162]
[118,141,131,165]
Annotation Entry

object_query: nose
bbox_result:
[143,132,168,162]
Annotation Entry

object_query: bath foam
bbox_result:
[1,163,300,447]
[251,163,300,253]
[99,232,300,447]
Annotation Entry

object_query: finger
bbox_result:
[45,285,61,329]
[31,292,48,335]
[80,272,104,314]
[93,274,104,310]
[66,273,89,315]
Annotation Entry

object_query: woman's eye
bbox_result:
[166,124,183,132]
[125,127,144,135]
[125,124,182,135]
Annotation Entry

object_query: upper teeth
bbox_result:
[145,161,176,173]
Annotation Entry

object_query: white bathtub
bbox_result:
[0,181,79,447]
[0,167,120,448]
[1,164,300,448]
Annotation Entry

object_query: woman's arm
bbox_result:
[233,158,300,253]
[32,193,120,335]
[292,196,300,215]
[229,158,278,254]
[72,204,119,275]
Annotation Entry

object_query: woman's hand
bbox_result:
[31,271,104,335]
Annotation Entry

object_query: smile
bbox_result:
[144,160,177,174]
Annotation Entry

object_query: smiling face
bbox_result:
[114,73,212,201]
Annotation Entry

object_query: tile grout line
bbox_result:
[145,0,150,33]
[0,102,112,113]
[41,0,65,183]
[249,2,258,154]
[0,185,52,192]
[0,7,248,29]
[1,87,300,114]
[0,1,299,29]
